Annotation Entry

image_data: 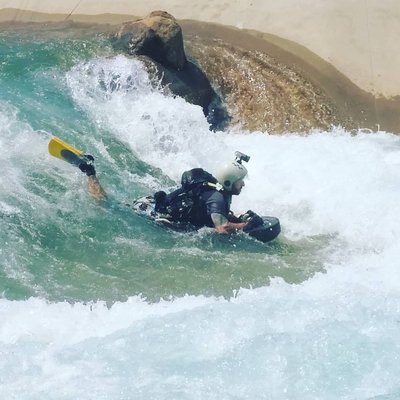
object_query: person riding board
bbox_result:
[79,151,264,235]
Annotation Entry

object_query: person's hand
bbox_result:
[78,155,96,176]
[239,210,257,222]
[243,214,264,232]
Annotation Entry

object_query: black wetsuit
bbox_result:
[158,181,237,228]
[192,189,233,227]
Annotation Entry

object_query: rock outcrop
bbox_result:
[112,11,186,70]
[111,11,228,130]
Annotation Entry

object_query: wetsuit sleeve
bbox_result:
[204,191,229,218]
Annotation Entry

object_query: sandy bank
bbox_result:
[1,0,399,99]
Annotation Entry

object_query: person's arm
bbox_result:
[87,175,107,200]
[78,158,107,201]
[211,212,247,234]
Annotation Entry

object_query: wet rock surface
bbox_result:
[185,36,352,133]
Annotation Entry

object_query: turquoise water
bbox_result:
[1,24,400,399]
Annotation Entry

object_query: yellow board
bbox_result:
[48,136,85,167]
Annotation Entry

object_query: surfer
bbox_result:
[79,151,263,234]
[48,137,280,242]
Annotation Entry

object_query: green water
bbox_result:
[0,23,328,304]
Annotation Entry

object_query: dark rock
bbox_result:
[111,11,229,131]
[162,59,230,130]
[111,11,187,70]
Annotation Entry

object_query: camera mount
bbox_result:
[235,151,250,164]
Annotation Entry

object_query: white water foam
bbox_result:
[66,55,228,181]
[1,273,399,399]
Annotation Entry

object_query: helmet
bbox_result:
[216,161,248,191]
